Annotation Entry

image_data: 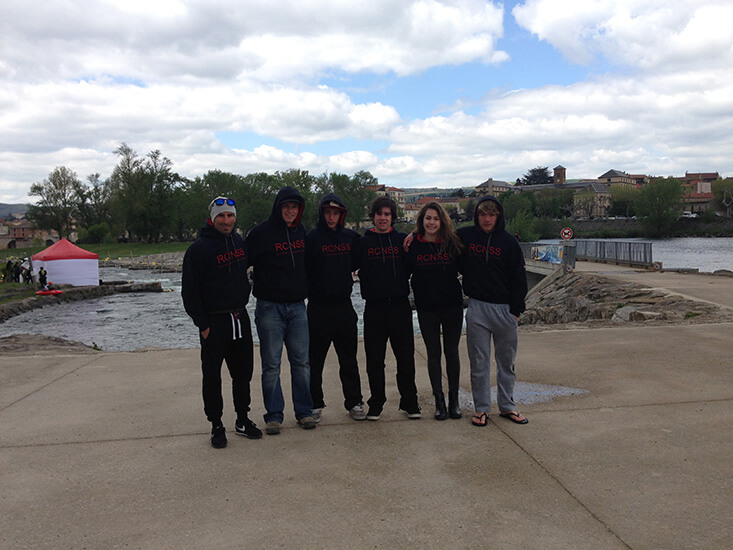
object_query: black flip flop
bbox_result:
[500,411,528,424]
[471,412,488,427]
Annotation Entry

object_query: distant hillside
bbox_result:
[0,203,28,218]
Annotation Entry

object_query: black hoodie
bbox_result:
[357,226,410,301]
[404,234,463,311]
[305,193,360,303]
[245,186,308,303]
[456,195,527,317]
[182,222,250,331]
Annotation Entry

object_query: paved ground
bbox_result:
[1,266,731,549]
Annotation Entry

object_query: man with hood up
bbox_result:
[456,195,529,427]
[246,186,316,434]
[182,196,262,449]
[305,193,365,422]
[356,196,421,421]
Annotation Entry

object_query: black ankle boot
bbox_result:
[434,393,448,420]
[448,392,462,419]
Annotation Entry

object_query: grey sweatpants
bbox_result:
[465,299,518,413]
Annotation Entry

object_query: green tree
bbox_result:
[633,177,683,238]
[108,143,183,242]
[460,198,476,221]
[238,172,279,233]
[609,184,639,217]
[501,191,536,219]
[573,190,597,219]
[712,177,733,218]
[26,166,79,238]
[505,210,540,242]
[314,170,378,229]
[77,222,112,244]
[533,188,574,218]
[73,173,112,230]
[519,166,552,186]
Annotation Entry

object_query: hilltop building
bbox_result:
[476,177,513,196]
[365,184,406,211]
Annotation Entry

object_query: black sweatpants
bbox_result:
[416,305,463,396]
[307,299,363,410]
[363,297,418,411]
[199,310,254,424]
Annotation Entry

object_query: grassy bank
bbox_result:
[1,241,192,263]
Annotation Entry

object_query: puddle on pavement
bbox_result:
[445,383,588,408]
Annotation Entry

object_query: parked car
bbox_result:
[680,211,698,219]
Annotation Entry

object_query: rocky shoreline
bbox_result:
[100,252,185,272]
[520,271,733,331]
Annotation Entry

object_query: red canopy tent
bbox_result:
[32,238,99,286]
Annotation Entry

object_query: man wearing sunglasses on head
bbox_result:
[182,196,262,449]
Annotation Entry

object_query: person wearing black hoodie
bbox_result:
[246,186,316,435]
[456,195,529,427]
[404,201,464,421]
[357,196,420,421]
[182,196,262,449]
[305,194,365,422]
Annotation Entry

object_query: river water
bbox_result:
[1,237,730,351]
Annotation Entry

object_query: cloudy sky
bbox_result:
[2,0,732,204]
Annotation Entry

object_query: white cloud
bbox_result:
[2,0,733,204]
[513,0,733,71]
[2,0,506,84]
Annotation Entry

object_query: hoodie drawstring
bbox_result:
[484,233,492,265]
[285,227,296,268]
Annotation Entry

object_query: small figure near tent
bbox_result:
[13,262,21,282]
[22,260,33,285]
[38,267,48,288]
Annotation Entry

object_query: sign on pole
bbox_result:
[561,227,573,240]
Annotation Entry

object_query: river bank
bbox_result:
[0,281,163,323]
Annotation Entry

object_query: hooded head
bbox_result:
[270,186,305,228]
[473,195,505,234]
[318,193,347,230]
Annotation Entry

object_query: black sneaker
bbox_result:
[366,406,382,421]
[399,404,422,419]
[235,418,263,439]
[211,424,227,448]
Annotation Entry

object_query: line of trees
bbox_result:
[26,153,733,243]
[26,143,379,244]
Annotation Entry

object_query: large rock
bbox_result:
[522,272,732,328]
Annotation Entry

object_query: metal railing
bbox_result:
[572,239,653,266]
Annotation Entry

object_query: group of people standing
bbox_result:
[3,259,40,285]
[182,186,528,449]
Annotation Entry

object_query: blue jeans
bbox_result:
[255,299,313,423]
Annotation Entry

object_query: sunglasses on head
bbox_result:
[213,198,235,206]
